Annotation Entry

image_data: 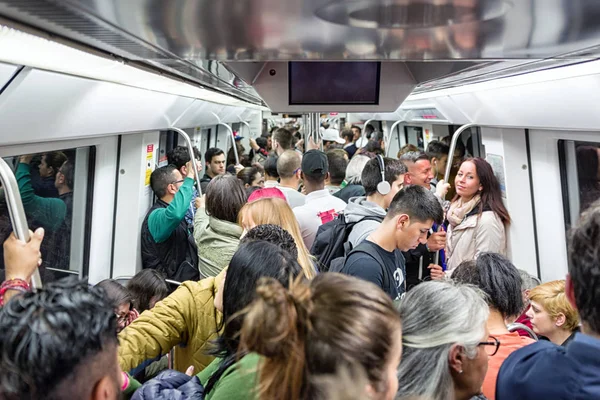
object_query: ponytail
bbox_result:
[239,276,312,400]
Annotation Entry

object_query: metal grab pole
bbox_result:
[0,158,42,290]
[211,112,239,165]
[359,118,375,148]
[443,123,477,199]
[386,120,405,157]
[170,127,203,197]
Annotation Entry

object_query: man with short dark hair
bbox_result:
[341,129,357,158]
[200,148,226,194]
[340,185,444,301]
[293,150,347,249]
[167,146,203,228]
[426,140,450,189]
[141,163,199,281]
[0,278,134,399]
[16,156,74,270]
[272,128,294,156]
[496,201,600,399]
[344,157,407,248]
[325,149,348,195]
[276,150,306,208]
[263,155,279,188]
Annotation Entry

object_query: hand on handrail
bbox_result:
[4,228,44,282]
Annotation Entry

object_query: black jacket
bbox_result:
[141,200,199,282]
[133,370,204,400]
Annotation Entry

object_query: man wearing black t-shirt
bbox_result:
[340,185,444,300]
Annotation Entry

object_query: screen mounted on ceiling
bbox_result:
[289,62,381,105]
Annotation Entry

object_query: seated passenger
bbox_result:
[141,163,199,282]
[194,175,245,278]
[452,253,535,399]
[200,148,226,194]
[237,166,265,190]
[527,280,579,346]
[0,277,141,399]
[126,269,169,313]
[293,150,347,249]
[397,281,490,400]
[276,150,306,208]
[263,155,279,188]
[446,158,511,272]
[194,241,303,399]
[118,224,299,375]
[239,197,317,278]
[332,154,370,203]
[340,185,443,301]
[237,273,402,400]
[325,149,348,195]
[96,279,138,333]
[34,151,67,198]
[16,156,74,270]
[496,201,600,399]
[166,146,202,229]
[343,156,406,248]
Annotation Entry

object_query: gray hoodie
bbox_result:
[344,197,387,249]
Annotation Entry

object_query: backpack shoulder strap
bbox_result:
[348,241,390,290]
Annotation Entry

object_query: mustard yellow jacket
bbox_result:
[118,271,225,374]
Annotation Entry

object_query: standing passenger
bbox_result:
[325,149,348,195]
[141,163,198,282]
[34,151,67,198]
[426,140,450,190]
[293,150,347,249]
[452,253,535,400]
[166,146,202,230]
[526,280,579,346]
[272,128,295,156]
[200,148,226,194]
[342,128,358,158]
[237,166,265,189]
[236,273,402,400]
[340,185,443,301]
[276,150,306,208]
[263,155,279,188]
[194,175,245,278]
[446,158,510,272]
[332,154,370,203]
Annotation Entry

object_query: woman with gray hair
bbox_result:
[333,154,371,203]
[397,281,491,400]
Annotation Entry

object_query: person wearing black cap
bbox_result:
[292,150,347,249]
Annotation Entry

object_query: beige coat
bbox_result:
[446,210,506,272]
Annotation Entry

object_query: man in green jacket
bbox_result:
[141,161,199,282]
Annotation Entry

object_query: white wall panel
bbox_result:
[480,128,538,278]
[0,62,18,89]
[529,129,600,282]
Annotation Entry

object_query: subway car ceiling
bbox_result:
[0,0,600,145]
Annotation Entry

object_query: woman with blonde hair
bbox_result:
[239,197,316,278]
[527,280,579,346]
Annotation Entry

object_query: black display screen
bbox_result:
[289,62,381,105]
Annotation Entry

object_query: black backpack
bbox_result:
[310,212,382,272]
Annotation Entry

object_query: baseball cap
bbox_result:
[322,128,345,144]
[233,130,244,141]
[302,150,329,178]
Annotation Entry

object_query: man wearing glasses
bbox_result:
[141,161,199,282]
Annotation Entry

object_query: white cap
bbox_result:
[321,128,345,144]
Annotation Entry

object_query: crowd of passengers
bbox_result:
[0,124,598,400]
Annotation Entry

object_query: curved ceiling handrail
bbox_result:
[386,120,405,157]
[211,112,239,165]
[169,127,204,197]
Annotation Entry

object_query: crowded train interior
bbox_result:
[1,1,600,399]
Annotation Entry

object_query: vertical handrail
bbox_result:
[0,158,42,290]
[169,127,203,197]
[211,112,239,165]
[386,120,405,157]
[358,118,375,148]
[443,123,477,197]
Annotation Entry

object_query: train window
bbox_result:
[558,140,600,230]
[0,147,95,282]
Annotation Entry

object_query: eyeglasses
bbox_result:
[115,313,129,325]
[478,336,501,356]
[170,179,185,185]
